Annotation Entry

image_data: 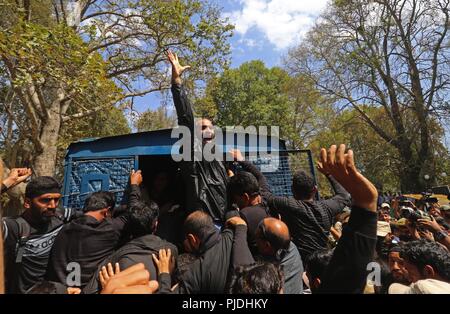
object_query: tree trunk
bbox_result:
[397,150,427,193]
[33,110,62,176]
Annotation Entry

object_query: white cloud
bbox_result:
[227,0,329,50]
[239,38,263,49]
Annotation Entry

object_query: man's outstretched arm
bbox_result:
[316,145,378,294]
[167,51,194,130]
[229,150,304,216]
[317,163,352,216]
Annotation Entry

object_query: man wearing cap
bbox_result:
[440,205,450,225]
[1,176,74,294]
[381,202,391,210]
[378,203,391,223]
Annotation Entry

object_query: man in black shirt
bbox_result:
[82,192,177,294]
[176,210,247,293]
[236,154,351,261]
[2,176,74,294]
[227,168,270,253]
[46,170,144,288]
[167,51,228,225]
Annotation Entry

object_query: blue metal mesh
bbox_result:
[64,151,314,209]
[66,157,135,209]
[248,151,314,197]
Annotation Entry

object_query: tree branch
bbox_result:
[427,3,449,110]
[123,85,170,99]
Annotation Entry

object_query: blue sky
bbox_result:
[130,0,330,115]
[123,0,449,149]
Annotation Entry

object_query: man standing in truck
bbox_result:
[167,51,228,227]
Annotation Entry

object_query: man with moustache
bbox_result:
[167,51,228,226]
[1,176,75,293]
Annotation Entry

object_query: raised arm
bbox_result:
[317,162,352,215]
[225,216,255,268]
[167,51,194,130]
[128,170,144,209]
[316,144,378,294]
[111,170,144,231]
[231,151,302,217]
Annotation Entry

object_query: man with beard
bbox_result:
[167,51,228,226]
[388,246,411,285]
[1,176,75,293]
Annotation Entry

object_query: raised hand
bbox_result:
[130,169,143,186]
[229,149,244,162]
[166,50,191,85]
[319,144,378,211]
[417,216,443,233]
[3,168,32,189]
[316,160,330,176]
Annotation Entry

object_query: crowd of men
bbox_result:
[0,52,449,294]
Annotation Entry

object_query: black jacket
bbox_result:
[45,185,141,288]
[82,234,178,294]
[318,207,377,293]
[171,84,228,223]
[239,204,270,254]
[177,227,234,294]
[239,161,351,261]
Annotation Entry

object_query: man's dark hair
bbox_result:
[305,249,334,280]
[228,262,284,294]
[400,239,450,281]
[83,191,116,213]
[228,171,260,198]
[292,170,315,199]
[129,200,159,237]
[183,210,216,240]
[25,176,61,199]
[389,245,402,254]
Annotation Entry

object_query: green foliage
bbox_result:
[134,106,176,132]
[199,61,293,137]
[0,0,234,175]
[310,108,402,192]
[0,21,122,107]
[83,0,234,89]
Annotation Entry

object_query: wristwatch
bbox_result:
[434,230,449,241]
